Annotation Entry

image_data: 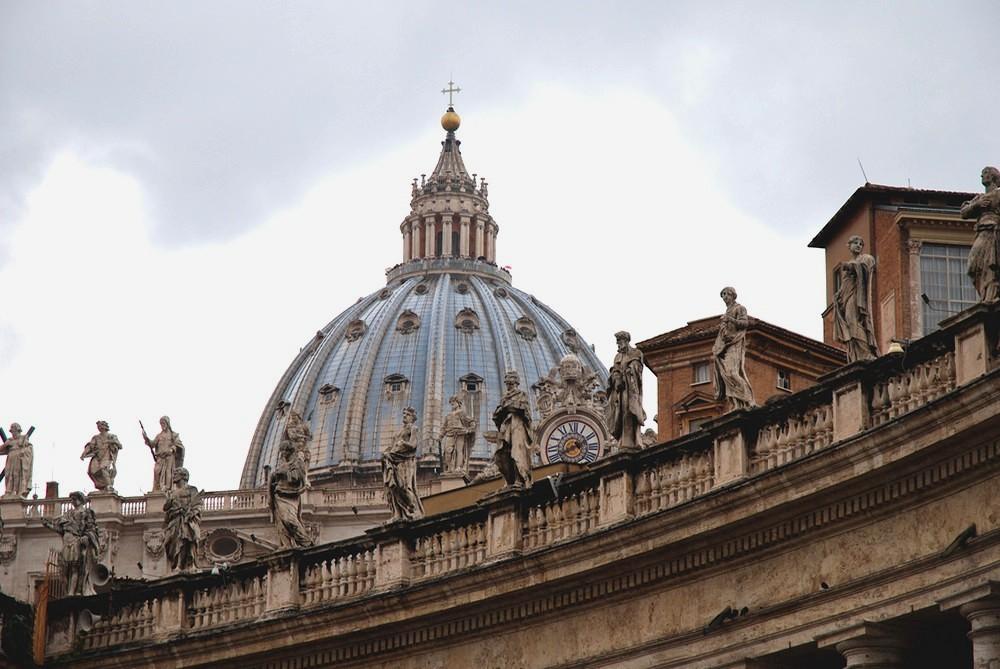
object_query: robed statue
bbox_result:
[440,395,477,475]
[712,287,757,411]
[833,236,879,362]
[41,491,99,596]
[142,416,185,493]
[492,370,534,488]
[0,422,33,498]
[283,409,312,470]
[163,467,202,572]
[81,420,123,492]
[960,166,1000,304]
[606,331,646,450]
[269,440,314,548]
[382,407,425,522]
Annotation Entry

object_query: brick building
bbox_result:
[810,183,978,352]
[638,316,845,442]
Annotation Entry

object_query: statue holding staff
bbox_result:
[141,416,184,492]
[81,420,123,492]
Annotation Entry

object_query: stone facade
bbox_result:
[17,303,999,668]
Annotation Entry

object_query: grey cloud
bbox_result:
[1,1,998,255]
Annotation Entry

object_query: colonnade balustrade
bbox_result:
[31,303,1000,664]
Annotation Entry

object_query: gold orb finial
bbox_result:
[441,106,461,132]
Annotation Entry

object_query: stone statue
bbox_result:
[833,236,879,362]
[0,423,33,498]
[80,420,123,492]
[41,491,99,596]
[142,416,185,493]
[641,428,658,448]
[382,407,424,522]
[269,440,314,548]
[712,287,757,411]
[282,410,312,470]
[492,371,534,488]
[440,395,476,475]
[606,331,646,450]
[163,467,202,572]
[961,166,1000,303]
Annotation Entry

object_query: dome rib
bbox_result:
[420,273,452,449]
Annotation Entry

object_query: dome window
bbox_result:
[345,319,367,342]
[494,287,509,298]
[455,308,480,333]
[378,288,392,300]
[515,316,537,341]
[459,373,483,422]
[396,310,421,334]
[455,282,470,294]
[384,374,409,397]
[318,384,340,405]
[561,329,582,353]
[414,283,429,295]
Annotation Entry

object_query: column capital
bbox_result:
[817,622,906,668]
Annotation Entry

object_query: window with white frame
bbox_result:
[919,243,976,335]
[776,368,792,391]
[692,361,711,385]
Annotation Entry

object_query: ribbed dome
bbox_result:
[240,103,608,487]
[240,259,606,487]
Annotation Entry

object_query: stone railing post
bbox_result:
[597,452,636,527]
[822,362,871,442]
[942,303,998,386]
[817,621,905,668]
[153,585,187,637]
[86,491,122,517]
[263,551,301,613]
[0,497,24,524]
[478,488,525,561]
[366,523,412,590]
[707,411,750,488]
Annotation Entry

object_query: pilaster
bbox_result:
[442,216,453,256]
[459,214,471,256]
[424,215,435,257]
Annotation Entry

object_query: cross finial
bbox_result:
[441,78,461,107]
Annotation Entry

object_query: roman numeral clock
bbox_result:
[540,416,605,464]
[532,351,611,465]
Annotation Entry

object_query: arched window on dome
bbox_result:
[396,310,421,334]
[515,316,537,341]
[384,374,410,399]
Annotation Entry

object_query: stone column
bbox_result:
[442,215,453,256]
[403,220,412,262]
[424,216,436,258]
[818,622,905,669]
[475,219,485,258]
[961,599,1000,668]
[907,239,923,338]
[486,223,496,262]
[460,215,471,257]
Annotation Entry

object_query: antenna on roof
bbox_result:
[856,157,869,184]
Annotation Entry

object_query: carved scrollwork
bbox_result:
[396,310,421,334]
[455,308,480,333]
[143,529,165,559]
[345,319,367,342]
[514,316,537,341]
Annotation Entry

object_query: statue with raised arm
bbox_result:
[41,491,99,596]
[606,331,646,450]
[81,420,123,492]
[492,370,534,488]
[712,287,757,411]
[440,395,477,475]
[269,440,314,548]
[142,416,184,492]
[961,166,1000,304]
[833,236,879,362]
[0,423,33,498]
[382,407,424,522]
[163,467,201,572]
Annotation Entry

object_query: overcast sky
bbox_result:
[2,2,999,498]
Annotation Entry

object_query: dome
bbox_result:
[240,103,608,488]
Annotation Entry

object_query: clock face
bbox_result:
[545,419,601,464]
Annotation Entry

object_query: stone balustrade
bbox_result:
[300,547,376,605]
[40,302,999,662]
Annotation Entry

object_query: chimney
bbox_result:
[45,481,59,499]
